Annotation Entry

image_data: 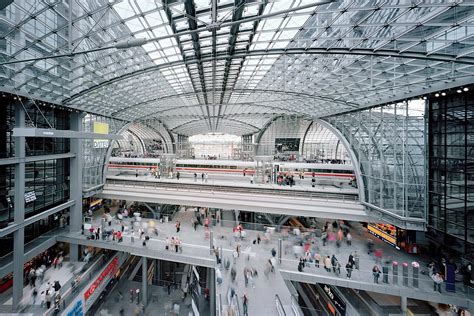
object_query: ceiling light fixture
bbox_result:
[463,87,469,92]
[457,89,462,93]
[441,92,446,96]
[435,93,440,97]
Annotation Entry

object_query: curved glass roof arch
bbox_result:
[1,0,474,135]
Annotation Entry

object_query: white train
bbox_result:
[107,157,355,183]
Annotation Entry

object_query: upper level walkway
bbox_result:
[103,175,367,222]
[59,209,473,313]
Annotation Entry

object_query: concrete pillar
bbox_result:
[70,243,80,262]
[69,112,83,233]
[400,295,407,314]
[142,257,148,306]
[12,102,25,311]
[209,230,214,254]
[278,238,282,265]
[209,268,216,316]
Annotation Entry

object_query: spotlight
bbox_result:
[457,89,462,93]
[441,92,446,96]
[463,87,469,92]
[435,93,440,97]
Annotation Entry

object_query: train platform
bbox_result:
[99,179,366,222]
[58,209,473,313]
[106,172,359,195]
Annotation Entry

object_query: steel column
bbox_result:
[69,112,83,233]
[142,257,148,306]
[209,267,216,316]
[12,102,25,311]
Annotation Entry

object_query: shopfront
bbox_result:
[368,223,418,253]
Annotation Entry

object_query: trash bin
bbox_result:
[412,262,419,288]
[382,266,389,283]
[402,262,408,286]
[392,261,398,285]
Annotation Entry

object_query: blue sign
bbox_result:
[67,300,83,316]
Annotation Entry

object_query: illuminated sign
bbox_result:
[368,224,397,247]
[84,256,119,302]
[67,300,83,316]
[24,191,37,203]
[93,122,109,148]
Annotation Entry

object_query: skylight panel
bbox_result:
[125,17,145,33]
[114,1,137,19]
[145,12,165,27]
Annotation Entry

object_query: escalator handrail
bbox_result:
[275,294,286,316]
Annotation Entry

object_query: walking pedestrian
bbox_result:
[331,255,338,273]
[354,251,360,270]
[194,173,197,182]
[432,272,443,293]
[176,220,181,233]
[346,262,353,279]
[40,291,45,308]
[45,290,52,309]
[298,258,304,272]
[373,265,381,283]
[242,293,249,316]
[314,253,321,268]
[324,256,332,272]
[346,232,352,246]
[231,267,237,282]
[201,173,204,182]
[244,268,249,287]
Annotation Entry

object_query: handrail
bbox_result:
[291,295,304,316]
[275,294,286,316]
[42,253,110,316]
[217,293,222,316]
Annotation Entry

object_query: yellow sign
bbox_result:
[368,224,396,246]
[93,122,109,148]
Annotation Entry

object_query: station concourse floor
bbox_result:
[72,206,473,315]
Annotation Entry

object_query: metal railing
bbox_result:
[275,294,286,316]
[105,178,359,203]
[43,253,113,316]
[217,293,222,316]
[291,295,304,316]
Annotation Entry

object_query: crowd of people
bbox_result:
[25,251,65,314]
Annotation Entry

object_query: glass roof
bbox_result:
[1,0,474,135]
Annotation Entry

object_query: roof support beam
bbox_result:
[63,47,474,106]
[162,0,212,130]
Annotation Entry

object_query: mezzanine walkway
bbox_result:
[102,175,367,222]
[59,210,473,313]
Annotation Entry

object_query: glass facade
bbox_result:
[0,94,71,227]
[327,101,426,221]
[428,87,474,257]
